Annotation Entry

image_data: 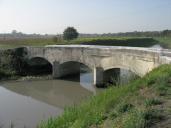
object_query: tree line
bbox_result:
[1,28,170,41]
[79,30,171,38]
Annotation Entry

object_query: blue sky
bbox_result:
[0,0,171,34]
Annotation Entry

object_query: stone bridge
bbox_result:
[26,45,171,86]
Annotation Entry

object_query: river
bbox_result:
[0,72,101,128]
[0,69,136,128]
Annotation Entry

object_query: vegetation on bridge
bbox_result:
[0,48,52,80]
[0,48,27,79]
[39,64,171,128]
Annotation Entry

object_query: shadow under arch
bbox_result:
[103,66,139,85]
[27,57,52,75]
[58,61,93,82]
[104,65,142,77]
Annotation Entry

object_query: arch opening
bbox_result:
[103,68,139,86]
[57,61,92,82]
[27,57,52,75]
[52,61,96,93]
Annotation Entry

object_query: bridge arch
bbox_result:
[103,65,141,77]
[61,60,93,68]
[101,55,155,77]
[52,61,92,79]
[103,67,139,85]
[59,59,94,70]
[27,57,52,75]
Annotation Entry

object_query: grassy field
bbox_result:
[0,38,56,49]
[0,37,169,49]
[39,64,171,128]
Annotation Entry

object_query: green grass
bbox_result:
[74,37,158,47]
[0,37,159,49]
[0,36,171,49]
[144,98,162,107]
[38,64,171,128]
[154,37,171,49]
[0,38,56,49]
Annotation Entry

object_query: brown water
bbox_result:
[0,68,136,128]
[0,73,98,128]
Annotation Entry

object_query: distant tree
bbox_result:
[63,27,79,40]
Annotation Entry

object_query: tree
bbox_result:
[63,27,79,40]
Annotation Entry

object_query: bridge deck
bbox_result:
[44,45,171,55]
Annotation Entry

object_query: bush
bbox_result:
[63,27,79,41]
[0,47,28,76]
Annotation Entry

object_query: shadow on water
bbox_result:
[58,71,97,94]
[60,74,80,82]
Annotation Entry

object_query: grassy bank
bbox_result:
[39,64,171,128]
[1,36,171,49]
[0,37,159,49]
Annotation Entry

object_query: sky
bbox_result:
[0,0,171,34]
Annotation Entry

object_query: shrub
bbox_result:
[63,27,79,41]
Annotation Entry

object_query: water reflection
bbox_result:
[0,86,62,128]
[2,80,93,108]
[0,72,95,128]
[80,72,97,94]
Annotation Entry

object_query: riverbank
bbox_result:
[39,64,171,128]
